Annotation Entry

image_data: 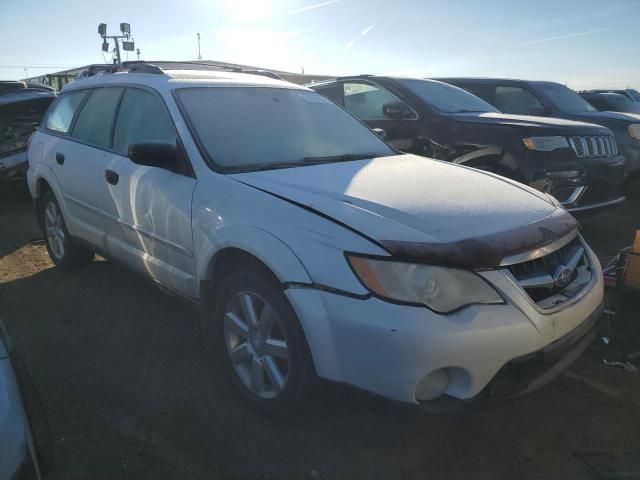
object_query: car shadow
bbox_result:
[0,179,41,258]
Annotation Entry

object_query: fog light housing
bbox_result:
[415,369,451,402]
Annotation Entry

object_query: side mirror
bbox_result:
[528,105,548,116]
[382,100,414,120]
[371,128,387,139]
[128,142,177,169]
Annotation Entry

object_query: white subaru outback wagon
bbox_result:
[27,64,604,414]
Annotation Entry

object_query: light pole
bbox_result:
[136,48,141,60]
[98,22,135,65]
[197,32,202,60]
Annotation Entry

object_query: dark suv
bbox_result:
[580,89,640,103]
[579,92,640,115]
[439,78,640,175]
[311,76,626,213]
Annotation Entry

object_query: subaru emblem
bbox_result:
[553,265,572,288]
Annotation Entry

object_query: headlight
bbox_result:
[347,256,503,313]
[522,136,569,151]
[628,124,640,140]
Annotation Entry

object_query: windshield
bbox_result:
[539,83,597,113]
[177,87,395,172]
[399,79,498,114]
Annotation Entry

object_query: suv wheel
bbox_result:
[41,191,94,269]
[214,268,313,415]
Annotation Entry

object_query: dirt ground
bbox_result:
[1,178,639,480]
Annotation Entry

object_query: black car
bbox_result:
[439,78,640,175]
[580,88,640,103]
[0,81,55,180]
[579,92,640,115]
[311,76,626,213]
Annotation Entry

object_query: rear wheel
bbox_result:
[213,268,313,415]
[40,190,94,269]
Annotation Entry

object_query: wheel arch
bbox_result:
[454,149,526,182]
[197,225,313,303]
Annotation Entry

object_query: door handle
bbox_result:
[105,169,119,185]
[55,152,65,165]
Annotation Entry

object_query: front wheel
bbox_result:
[213,268,313,415]
[40,191,94,269]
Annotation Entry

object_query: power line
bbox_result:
[0,64,77,69]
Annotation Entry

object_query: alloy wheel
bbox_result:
[44,201,65,260]
[223,291,290,399]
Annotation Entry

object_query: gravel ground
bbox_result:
[1,178,639,480]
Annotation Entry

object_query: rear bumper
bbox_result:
[0,151,28,179]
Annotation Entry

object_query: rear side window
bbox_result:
[113,88,176,155]
[44,91,87,133]
[72,87,124,148]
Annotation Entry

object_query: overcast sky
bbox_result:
[0,0,638,89]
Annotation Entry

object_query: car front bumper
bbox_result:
[545,154,627,213]
[285,245,604,406]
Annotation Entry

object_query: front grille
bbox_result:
[569,136,618,158]
[506,236,592,309]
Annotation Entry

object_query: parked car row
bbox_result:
[311,76,629,213]
[26,64,606,415]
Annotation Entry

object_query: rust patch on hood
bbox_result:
[380,209,578,269]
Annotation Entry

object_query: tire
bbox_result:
[40,190,94,269]
[212,268,313,416]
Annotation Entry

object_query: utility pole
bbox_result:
[98,23,135,66]
[197,32,202,60]
[24,68,28,79]
[136,48,141,60]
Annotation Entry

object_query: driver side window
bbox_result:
[342,81,416,120]
[113,88,176,155]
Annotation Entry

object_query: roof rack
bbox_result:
[76,61,282,80]
[145,61,283,80]
[76,62,164,79]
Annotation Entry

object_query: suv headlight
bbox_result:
[522,136,569,151]
[347,256,503,313]
[628,124,640,140]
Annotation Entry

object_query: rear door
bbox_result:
[102,87,197,297]
[42,87,123,248]
[338,80,420,152]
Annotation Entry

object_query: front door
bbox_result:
[102,87,197,297]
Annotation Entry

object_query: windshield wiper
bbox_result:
[454,109,488,113]
[229,153,380,173]
[300,153,379,163]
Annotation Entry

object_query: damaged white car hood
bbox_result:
[232,154,575,267]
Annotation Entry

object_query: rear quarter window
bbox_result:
[44,91,87,133]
